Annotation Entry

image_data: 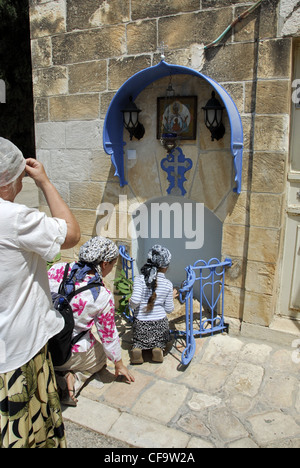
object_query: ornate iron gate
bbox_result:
[176,258,232,365]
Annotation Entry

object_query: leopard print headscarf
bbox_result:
[79,237,119,277]
[141,245,172,288]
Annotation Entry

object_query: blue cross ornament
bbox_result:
[161,147,193,196]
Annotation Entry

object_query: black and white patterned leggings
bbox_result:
[132,317,170,350]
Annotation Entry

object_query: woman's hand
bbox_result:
[115,360,135,384]
[25,159,50,189]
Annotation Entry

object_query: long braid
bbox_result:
[146,278,158,312]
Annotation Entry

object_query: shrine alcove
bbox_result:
[103,59,243,195]
[102,59,244,293]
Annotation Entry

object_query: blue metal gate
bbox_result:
[119,245,134,282]
[176,258,232,365]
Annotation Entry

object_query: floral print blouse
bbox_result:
[48,262,122,364]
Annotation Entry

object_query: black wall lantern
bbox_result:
[202,91,225,141]
[121,96,145,140]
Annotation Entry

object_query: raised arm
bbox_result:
[25,159,80,249]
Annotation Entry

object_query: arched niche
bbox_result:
[103,60,243,194]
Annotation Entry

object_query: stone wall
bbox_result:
[29,0,298,330]
[278,0,300,37]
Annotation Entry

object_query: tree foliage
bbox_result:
[0,0,35,157]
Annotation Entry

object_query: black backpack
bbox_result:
[48,263,101,367]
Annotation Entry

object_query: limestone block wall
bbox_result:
[29,0,296,329]
[279,0,300,37]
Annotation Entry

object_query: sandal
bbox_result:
[61,372,78,407]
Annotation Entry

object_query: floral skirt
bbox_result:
[132,317,170,350]
[0,345,66,449]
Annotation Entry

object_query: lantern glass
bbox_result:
[121,96,145,140]
[131,111,139,127]
[207,109,216,127]
[123,111,131,127]
[216,108,223,126]
[202,91,225,141]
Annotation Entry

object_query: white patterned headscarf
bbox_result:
[0,138,26,187]
[79,236,119,277]
[141,245,172,288]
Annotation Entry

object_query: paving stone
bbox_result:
[183,363,229,393]
[225,362,264,397]
[108,412,190,448]
[62,396,120,436]
[177,412,211,438]
[201,334,244,367]
[262,374,298,409]
[269,349,300,373]
[131,380,189,424]
[248,411,300,446]
[102,370,153,411]
[210,408,249,442]
[187,437,214,448]
[188,392,222,411]
[153,351,188,379]
[266,438,300,449]
[57,326,300,449]
[227,438,259,448]
[227,394,255,414]
[295,384,300,413]
[240,342,272,364]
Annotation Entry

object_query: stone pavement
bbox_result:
[62,317,300,449]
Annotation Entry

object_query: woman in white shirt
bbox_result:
[130,245,176,364]
[48,236,134,406]
[0,138,80,449]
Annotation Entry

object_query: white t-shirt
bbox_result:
[0,198,67,373]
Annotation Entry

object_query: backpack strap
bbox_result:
[67,282,104,346]
[66,282,101,301]
[71,330,89,346]
[59,263,103,300]
[58,263,70,296]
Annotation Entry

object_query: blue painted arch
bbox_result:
[103,60,243,194]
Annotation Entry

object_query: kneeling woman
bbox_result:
[48,237,134,406]
[129,245,175,364]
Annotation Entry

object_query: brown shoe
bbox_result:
[131,348,144,364]
[152,347,164,363]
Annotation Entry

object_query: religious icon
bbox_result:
[157,96,197,140]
